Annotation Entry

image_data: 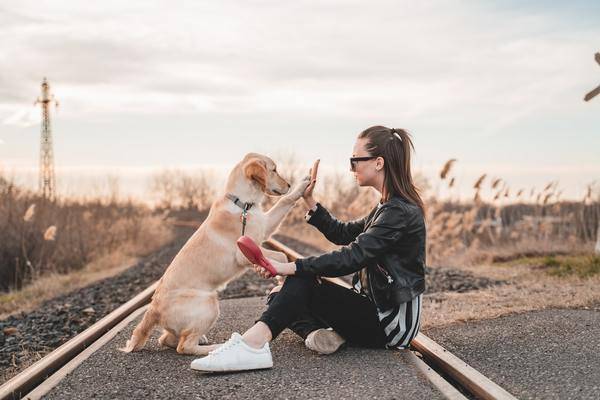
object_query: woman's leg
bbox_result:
[254,275,321,341]
[224,275,320,350]
[265,290,328,340]
[309,280,388,348]
[190,277,386,372]
[258,288,339,354]
[250,276,387,349]
[240,321,272,349]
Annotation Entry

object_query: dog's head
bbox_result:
[242,153,290,196]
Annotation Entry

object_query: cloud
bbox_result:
[2,108,38,127]
[0,0,595,135]
[0,5,42,28]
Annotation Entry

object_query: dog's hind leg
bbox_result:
[176,330,219,356]
[158,330,178,349]
[119,308,159,353]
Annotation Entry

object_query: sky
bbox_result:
[0,0,599,201]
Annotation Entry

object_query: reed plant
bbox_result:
[0,172,173,292]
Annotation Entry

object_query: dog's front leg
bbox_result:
[263,196,297,238]
[264,176,310,237]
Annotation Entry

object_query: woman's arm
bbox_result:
[301,159,372,245]
[253,206,403,278]
[306,203,372,245]
[295,205,407,277]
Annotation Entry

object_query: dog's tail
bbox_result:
[118,308,159,353]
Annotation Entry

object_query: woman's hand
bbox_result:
[303,159,319,208]
[286,175,311,202]
[252,258,296,278]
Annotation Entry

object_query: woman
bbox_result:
[191,125,426,372]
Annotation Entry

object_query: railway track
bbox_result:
[0,237,518,400]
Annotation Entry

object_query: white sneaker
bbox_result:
[190,332,273,372]
[305,328,346,355]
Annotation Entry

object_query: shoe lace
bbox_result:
[208,336,240,355]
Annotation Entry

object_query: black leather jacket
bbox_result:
[295,194,426,309]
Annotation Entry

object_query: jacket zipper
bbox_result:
[367,264,392,311]
[367,269,378,309]
[377,264,394,283]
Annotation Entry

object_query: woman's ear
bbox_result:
[243,158,267,189]
[376,156,385,171]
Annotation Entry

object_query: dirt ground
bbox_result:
[420,261,600,330]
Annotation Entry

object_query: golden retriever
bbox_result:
[120,153,310,355]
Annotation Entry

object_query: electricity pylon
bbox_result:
[34,77,59,201]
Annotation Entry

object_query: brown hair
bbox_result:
[358,125,425,215]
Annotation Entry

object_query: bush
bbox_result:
[0,175,172,292]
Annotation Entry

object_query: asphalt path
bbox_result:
[425,307,600,400]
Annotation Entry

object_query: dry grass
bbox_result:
[0,166,218,316]
[0,253,136,319]
[425,160,600,267]
[421,261,600,330]
[0,170,175,318]
[0,215,173,318]
[150,168,217,210]
[0,171,175,292]
[502,254,600,278]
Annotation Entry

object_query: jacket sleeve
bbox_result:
[296,205,406,277]
[306,202,369,245]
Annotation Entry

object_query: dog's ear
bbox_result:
[243,158,267,190]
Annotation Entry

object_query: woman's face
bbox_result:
[351,138,384,187]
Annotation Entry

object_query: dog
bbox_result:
[119,153,310,355]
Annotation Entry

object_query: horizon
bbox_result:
[1,160,595,205]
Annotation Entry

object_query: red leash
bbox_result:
[237,236,277,277]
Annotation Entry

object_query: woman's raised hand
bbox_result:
[303,159,319,208]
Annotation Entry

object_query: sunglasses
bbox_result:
[350,156,378,172]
